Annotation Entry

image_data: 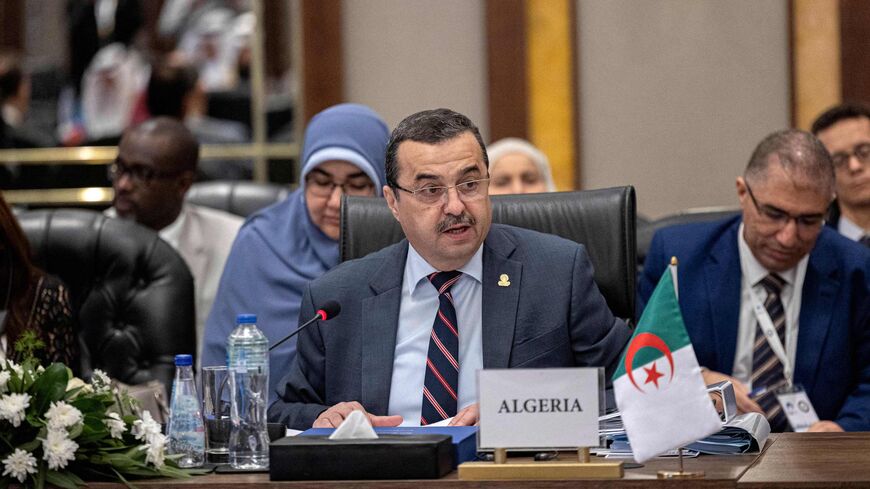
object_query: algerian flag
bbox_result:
[613,258,721,463]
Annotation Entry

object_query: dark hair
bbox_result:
[124,117,200,173]
[384,108,488,190]
[745,129,834,195]
[0,51,23,104]
[811,103,870,135]
[0,192,42,347]
[146,60,199,119]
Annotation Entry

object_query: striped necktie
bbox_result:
[420,270,462,426]
[751,273,789,431]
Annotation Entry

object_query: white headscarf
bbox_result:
[486,138,557,192]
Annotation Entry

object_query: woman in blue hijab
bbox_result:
[201,104,389,402]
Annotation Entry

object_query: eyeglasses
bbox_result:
[107,161,182,185]
[305,173,375,197]
[744,182,826,233]
[394,178,490,205]
[830,142,870,169]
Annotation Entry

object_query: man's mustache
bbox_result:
[437,213,476,233]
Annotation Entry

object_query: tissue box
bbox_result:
[269,434,453,480]
[302,426,478,468]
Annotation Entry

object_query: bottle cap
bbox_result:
[175,354,193,366]
[236,314,257,324]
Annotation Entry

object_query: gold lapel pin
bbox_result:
[498,274,511,287]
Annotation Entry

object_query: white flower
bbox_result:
[0,393,31,427]
[131,410,162,442]
[2,448,38,483]
[41,429,78,470]
[106,412,126,439]
[0,371,9,393]
[7,361,22,377]
[36,365,45,374]
[91,370,111,393]
[139,432,166,469]
[45,401,83,430]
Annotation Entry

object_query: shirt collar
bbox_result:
[737,222,798,288]
[837,213,867,242]
[405,243,484,296]
[158,205,187,249]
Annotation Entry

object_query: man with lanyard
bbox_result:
[639,129,870,432]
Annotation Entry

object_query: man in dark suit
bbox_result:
[269,109,632,430]
[639,129,870,432]
[811,103,870,247]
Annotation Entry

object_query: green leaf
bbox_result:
[67,423,83,440]
[44,470,84,489]
[18,438,40,452]
[30,363,70,413]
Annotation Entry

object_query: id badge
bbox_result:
[775,384,819,432]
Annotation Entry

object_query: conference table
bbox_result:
[85,433,870,488]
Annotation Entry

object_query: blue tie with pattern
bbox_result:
[420,270,463,425]
[751,273,788,431]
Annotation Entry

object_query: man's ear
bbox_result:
[384,185,401,222]
[178,170,195,195]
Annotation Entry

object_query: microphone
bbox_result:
[269,300,341,351]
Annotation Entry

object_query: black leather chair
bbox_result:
[16,209,196,389]
[340,187,637,323]
[636,206,740,272]
[185,180,292,218]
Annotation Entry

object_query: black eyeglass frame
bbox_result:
[107,161,186,185]
[744,181,826,232]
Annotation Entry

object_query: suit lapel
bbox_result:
[704,222,742,374]
[481,227,522,369]
[794,243,839,392]
[360,243,408,415]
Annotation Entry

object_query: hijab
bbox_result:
[486,138,557,192]
[201,104,389,402]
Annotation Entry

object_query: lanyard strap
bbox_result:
[748,286,793,387]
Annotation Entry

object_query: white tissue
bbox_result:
[328,410,379,440]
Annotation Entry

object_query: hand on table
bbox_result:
[806,420,844,432]
[702,369,764,415]
[448,403,479,426]
[312,401,403,428]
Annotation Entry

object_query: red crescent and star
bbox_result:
[624,332,675,393]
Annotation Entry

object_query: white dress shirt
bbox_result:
[732,224,808,389]
[387,244,484,426]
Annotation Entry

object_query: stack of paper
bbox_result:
[596,412,769,459]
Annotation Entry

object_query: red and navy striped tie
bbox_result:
[421,270,463,426]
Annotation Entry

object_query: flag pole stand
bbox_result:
[657,447,705,479]
[458,446,624,480]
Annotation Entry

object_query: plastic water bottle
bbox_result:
[166,354,205,467]
[227,314,270,470]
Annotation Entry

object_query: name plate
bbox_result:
[477,368,601,450]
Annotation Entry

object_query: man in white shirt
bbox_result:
[639,129,870,432]
[812,104,870,247]
[107,117,242,365]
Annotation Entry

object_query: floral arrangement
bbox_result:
[0,354,193,489]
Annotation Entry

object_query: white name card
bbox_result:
[477,368,600,450]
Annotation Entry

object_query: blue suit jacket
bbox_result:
[639,216,870,430]
[269,224,633,429]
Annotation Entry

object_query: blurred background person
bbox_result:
[201,103,389,402]
[0,192,78,369]
[146,55,251,180]
[486,138,556,195]
[812,103,870,247]
[0,51,56,148]
[106,117,242,366]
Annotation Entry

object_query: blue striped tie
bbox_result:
[421,270,463,426]
[751,273,789,431]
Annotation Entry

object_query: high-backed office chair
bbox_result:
[340,187,637,323]
[636,206,740,272]
[185,180,292,218]
[17,209,195,388]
